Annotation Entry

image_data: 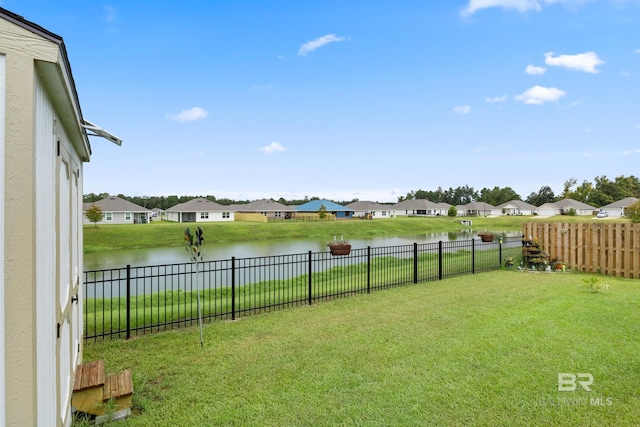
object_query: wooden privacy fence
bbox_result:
[523,223,640,278]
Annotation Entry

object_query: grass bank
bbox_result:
[82,270,640,426]
[83,215,622,253]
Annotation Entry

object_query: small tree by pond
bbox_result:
[448,206,457,217]
[85,204,104,228]
[318,204,328,220]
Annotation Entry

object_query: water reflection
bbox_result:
[84,230,522,270]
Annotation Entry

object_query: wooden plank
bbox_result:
[73,359,105,392]
[104,369,133,400]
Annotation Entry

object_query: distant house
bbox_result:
[497,200,538,216]
[538,198,598,216]
[83,196,151,225]
[233,199,293,219]
[434,203,452,216]
[165,197,234,222]
[392,199,439,216]
[537,202,559,217]
[295,199,353,219]
[347,201,395,219]
[555,198,597,216]
[1,7,120,426]
[599,197,638,218]
[459,202,500,217]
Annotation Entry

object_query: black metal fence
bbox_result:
[83,236,522,341]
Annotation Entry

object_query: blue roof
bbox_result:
[295,199,352,212]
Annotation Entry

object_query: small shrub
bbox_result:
[626,199,640,223]
[583,276,610,293]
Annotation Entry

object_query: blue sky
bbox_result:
[7,0,640,202]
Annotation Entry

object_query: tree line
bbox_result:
[399,175,640,207]
[84,174,640,210]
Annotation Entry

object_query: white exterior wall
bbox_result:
[166,211,235,222]
[34,71,58,426]
[198,211,234,222]
[34,71,82,426]
[83,211,137,225]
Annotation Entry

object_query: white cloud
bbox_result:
[298,34,346,56]
[635,49,640,54]
[103,5,118,23]
[460,0,599,16]
[166,107,208,122]
[461,0,542,16]
[260,141,286,154]
[544,51,604,73]
[620,70,631,76]
[453,105,471,114]
[525,64,546,75]
[486,95,507,103]
[515,85,566,104]
[564,98,584,109]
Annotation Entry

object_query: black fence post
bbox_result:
[438,241,443,281]
[499,237,503,267]
[413,243,418,284]
[367,246,371,294]
[231,257,236,321]
[308,251,312,305]
[472,239,476,274]
[126,264,131,340]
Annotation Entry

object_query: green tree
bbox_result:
[525,185,555,206]
[318,204,328,220]
[478,186,521,206]
[447,206,457,217]
[626,200,640,223]
[85,204,103,228]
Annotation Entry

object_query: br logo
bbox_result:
[558,373,594,392]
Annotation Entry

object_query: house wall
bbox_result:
[2,18,82,427]
[83,211,139,225]
[0,52,6,426]
[166,211,235,222]
[197,211,234,222]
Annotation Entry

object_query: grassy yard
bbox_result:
[83,215,628,253]
[81,270,640,426]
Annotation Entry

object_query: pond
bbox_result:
[83,230,523,270]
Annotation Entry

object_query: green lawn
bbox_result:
[83,215,629,253]
[81,270,640,426]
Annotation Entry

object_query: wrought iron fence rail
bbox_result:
[84,237,523,341]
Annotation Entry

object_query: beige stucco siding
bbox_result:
[4,47,39,427]
[2,15,86,427]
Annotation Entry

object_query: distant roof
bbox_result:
[497,200,537,210]
[87,196,149,212]
[434,202,452,210]
[392,199,438,210]
[462,201,496,210]
[555,198,597,210]
[238,199,291,212]
[166,197,226,212]
[295,199,352,212]
[601,197,638,209]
